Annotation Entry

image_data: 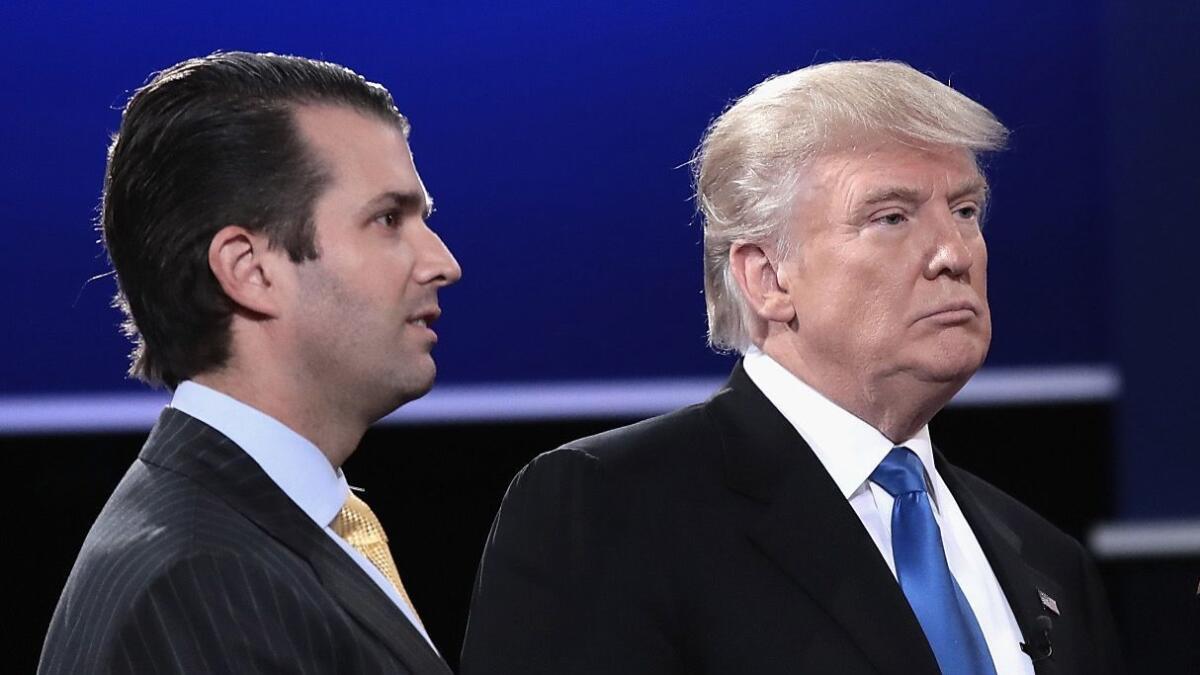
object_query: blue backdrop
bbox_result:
[1,1,1110,393]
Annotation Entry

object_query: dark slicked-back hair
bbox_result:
[102,51,408,388]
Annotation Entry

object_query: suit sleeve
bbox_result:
[460,447,681,675]
[106,551,342,674]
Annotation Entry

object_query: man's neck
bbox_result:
[757,345,958,444]
[191,370,363,468]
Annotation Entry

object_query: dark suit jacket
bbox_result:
[461,364,1123,675]
[39,407,449,675]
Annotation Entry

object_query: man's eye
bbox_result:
[377,210,401,228]
[955,205,979,220]
[874,213,907,226]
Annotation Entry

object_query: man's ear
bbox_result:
[729,241,797,324]
[207,225,284,318]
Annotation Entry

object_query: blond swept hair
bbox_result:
[693,60,1008,352]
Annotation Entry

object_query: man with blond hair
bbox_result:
[461,61,1122,674]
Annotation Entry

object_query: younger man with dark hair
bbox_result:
[40,52,460,674]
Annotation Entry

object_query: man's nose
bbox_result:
[415,223,462,287]
[924,210,975,280]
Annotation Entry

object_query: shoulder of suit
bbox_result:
[511,402,721,508]
[55,488,329,655]
[949,465,1089,557]
[77,456,314,590]
[544,402,716,469]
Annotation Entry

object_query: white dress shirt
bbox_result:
[170,381,436,651]
[743,348,1033,674]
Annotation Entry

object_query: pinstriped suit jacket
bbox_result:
[39,407,450,675]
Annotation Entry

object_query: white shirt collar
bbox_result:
[742,347,938,505]
[170,380,349,527]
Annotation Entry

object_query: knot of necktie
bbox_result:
[870,446,928,496]
[331,492,422,626]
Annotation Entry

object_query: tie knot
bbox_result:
[870,447,929,497]
[331,492,389,547]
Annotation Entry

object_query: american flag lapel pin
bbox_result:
[1037,589,1060,616]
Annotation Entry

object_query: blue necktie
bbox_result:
[871,447,997,675]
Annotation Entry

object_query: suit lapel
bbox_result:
[140,408,450,675]
[710,364,941,675]
[301,533,451,675]
[938,457,1063,675]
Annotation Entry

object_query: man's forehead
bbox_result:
[814,143,986,196]
[292,103,422,191]
[292,104,410,162]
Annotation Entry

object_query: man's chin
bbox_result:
[911,353,986,389]
[403,376,436,404]
[395,367,436,406]
[900,339,985,383]
[365,364,437,422]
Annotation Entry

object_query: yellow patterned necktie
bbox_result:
[331,492,422,626]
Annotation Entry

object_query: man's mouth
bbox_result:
[408,308,441,330]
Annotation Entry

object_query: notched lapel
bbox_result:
[710,366,941,675]
[939,457,1064,675]
[748,473,942,675]
[304,535,452,675]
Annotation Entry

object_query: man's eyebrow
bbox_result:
[947,178,989,203]
[859,186,926,207]
[364,190,435,219]
[857,178,989,208]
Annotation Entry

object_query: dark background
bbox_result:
[12,403,1198,672]
[4,0,1198,672]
